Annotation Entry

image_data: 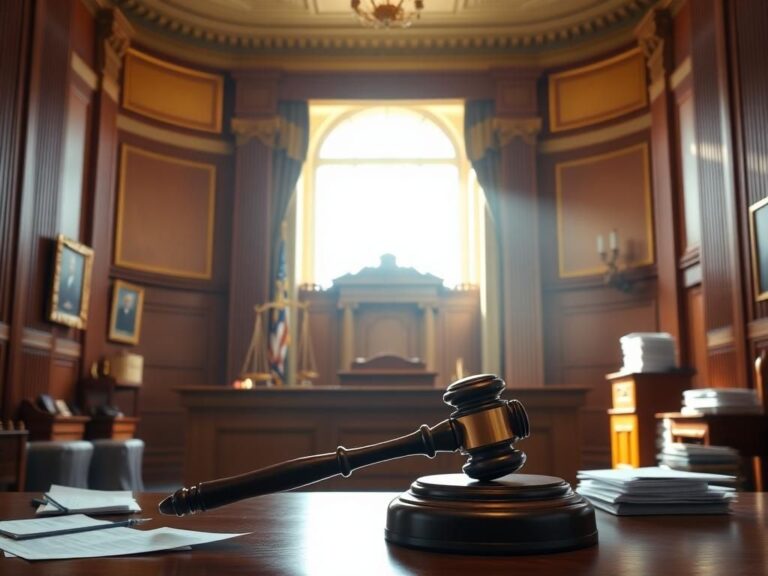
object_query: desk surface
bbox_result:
[1,491,766,576]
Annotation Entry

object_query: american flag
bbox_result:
[268,239,289,384]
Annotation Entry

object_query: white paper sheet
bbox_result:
[0,515,247,561]
[35,485,141,516]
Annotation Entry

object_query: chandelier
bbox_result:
[351,1,424,28]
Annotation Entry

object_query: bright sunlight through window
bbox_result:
[304,105,477,289]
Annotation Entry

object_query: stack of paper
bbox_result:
[576,467,735,516]
[619,332,677,373]
[0,515,248,561]
[681,388,763,415]
[657,443,741,476]
[36,485,141,516]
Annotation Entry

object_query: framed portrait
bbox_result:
[49,235,94,329]
[109,279,145,345]
[750,197,768,302]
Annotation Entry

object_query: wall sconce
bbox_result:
[597,229,632,292]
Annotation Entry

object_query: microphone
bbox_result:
[159,374,529,516]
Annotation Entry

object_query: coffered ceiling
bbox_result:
[111,0,656,69]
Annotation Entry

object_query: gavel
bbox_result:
[159,373,530,516]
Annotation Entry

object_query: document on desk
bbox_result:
[0,515,248,561]
[35,485,141,516]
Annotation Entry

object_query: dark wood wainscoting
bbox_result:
[176,385,588,489]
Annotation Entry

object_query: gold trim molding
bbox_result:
[114,0,654,67]
[231,117,280,148]
[97,8,134,100]
[548,47,648,133]
[493,117,542,147]
[117,114,233,155]
[539,114,651,154]
[124,49,224,133]
[635,7,672,84]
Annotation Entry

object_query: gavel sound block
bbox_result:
[160,374,597,554]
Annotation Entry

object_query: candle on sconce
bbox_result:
[596,234,605,255]
[609,230,618,251]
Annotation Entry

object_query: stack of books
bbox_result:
[576,467,735,516]
[619,332,676,373]
[657,443,741,477]
[681,388,763,415]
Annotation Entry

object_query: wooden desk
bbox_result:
[175,385,589,487]
[1,492,766,575]
[657,411,768,490]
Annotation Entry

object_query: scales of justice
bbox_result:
[160,372,598,554]
[237,289,318,387]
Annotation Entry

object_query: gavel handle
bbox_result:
[160,419,459,516]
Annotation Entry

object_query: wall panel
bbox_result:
[732,0,768,322]
[123,49,224,134]
[115,144,216,280]
[548,48,647,133]
[690,0,745,387]
[133,285,226,483]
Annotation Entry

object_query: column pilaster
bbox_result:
[495,116,544,387]
[82,7,134,375]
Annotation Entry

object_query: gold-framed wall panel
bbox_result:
[555,142,654,278]
[115,144,217,280]
[548,48,648,133]
[123,49,224,134]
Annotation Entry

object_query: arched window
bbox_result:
[299,103,482,289]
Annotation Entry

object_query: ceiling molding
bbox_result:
[111,0,655,69]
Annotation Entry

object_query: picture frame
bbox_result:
[49,235,94,329]
[108,279,145,345]
[750,197,768,302]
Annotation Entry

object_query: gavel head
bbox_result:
[443,374,530,481]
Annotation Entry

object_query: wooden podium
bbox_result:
[606,371,692,468]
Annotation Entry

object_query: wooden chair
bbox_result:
[0,422,28,491]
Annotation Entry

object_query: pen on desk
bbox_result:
[8,517,152,541]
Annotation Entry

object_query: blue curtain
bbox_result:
[270,101,309,295]
[464,100,501,219]
[465,100,504,375]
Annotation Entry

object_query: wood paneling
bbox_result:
[4,0,80,418]
[548,49,647,133]
[555,143,653,278]
[177,386,589,489]
[543,283,659,469]
[22,0,74,328]
[675,84,701,251]
[115,144,216,279]
[0,0,30,326]
[134,285,227,484]
[70,0,95,67]
[356,305,419,360]
[298,288,480,388]
[437,290,481,381]
[731,0,768,323]
[228,137,273,381]
[673,0,692,68]
[123,49,224,134]
[690,0,746,388]
[60,68,93,240]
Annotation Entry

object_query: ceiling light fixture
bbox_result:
[351,1,424,28]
